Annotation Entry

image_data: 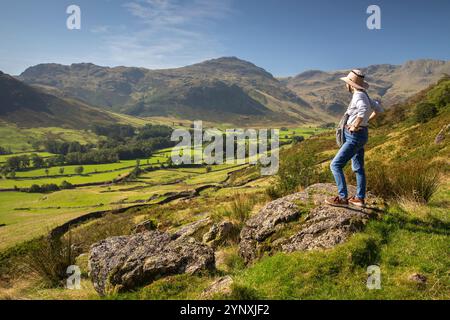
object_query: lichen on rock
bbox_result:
[239,183,379,263]
[88,230,215,295]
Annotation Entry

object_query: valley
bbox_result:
[0,57,448,301]
[0,121,324,250]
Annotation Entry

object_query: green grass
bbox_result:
[0,152,56,164]
[94,179,448,301]
[231,208,449,299]
[0,181,197,250]
[0,167,133,189]
[184,165,247,185]
[0,123,101,152]
[221,181,449,300]
[14,157,167,178]
[0,162,252,252]
[108,274,212,300]
[138,169,194,184]
[279,127,329,142]
[0,153,171,188]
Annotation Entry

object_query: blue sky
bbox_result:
[1,0,449,76]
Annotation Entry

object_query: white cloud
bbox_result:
[94,0,234,69]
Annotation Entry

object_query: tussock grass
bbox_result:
[358,160,442,203]
[70,213,135,252]
[213,192,266,227]
[228,201,449,300]
[20,234,77,288]
[106,274,211,300]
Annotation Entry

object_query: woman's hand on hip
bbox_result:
[349,125,359,133]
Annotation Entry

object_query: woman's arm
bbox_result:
[350,116,363,132]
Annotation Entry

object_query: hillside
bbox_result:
[0,71,118,129]
[18,58,450,125]
[0,78,448,300]
[17,58,331,125]
[281,59,450,115]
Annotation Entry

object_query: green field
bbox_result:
[278,127,329,142]
[0,126,318,251]
[0,123,102,152]
[0,168,133,189]
[13,157,168,178]
[0,161,249,250]
[0,182,195,250]
[0,152,56,164]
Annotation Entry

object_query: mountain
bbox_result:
[18,57,330,125]
[18,58,450,124]
[282,59,450,115]
[0,71,117,129]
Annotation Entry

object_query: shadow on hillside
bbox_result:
[391,212,450,237]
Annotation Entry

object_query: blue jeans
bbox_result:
[330,127,368,199]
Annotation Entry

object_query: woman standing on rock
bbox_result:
[326,70,383,208]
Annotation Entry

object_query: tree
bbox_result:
[60,181,74,190]
[31,154,44,169]
[0,146,11,155]
[28,184,41,193]
[320,122,336,129]
[292,136,305,144]
[272,146,318,196]
[45,169,50,176]
[75,166,84,175]
[6,157,21,171]
[415,102,438,123]
[59,167,65,175]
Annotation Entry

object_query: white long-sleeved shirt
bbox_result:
[346,91,383,127]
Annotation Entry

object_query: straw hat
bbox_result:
[340,69,369,90]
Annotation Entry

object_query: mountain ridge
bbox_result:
[0,71,118,129]
[17,57,326,125]
[17,57,450,123]
[283,59,450,115]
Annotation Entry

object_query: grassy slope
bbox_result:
[228,79,449,300]
[0,123,102,153]
[0,168,132,189]
[232,184,449,300]
[13,179,447,300]
[0,162,251,250]
[119,79,449,300]
[0,107,163,153]
[1,74,449,300]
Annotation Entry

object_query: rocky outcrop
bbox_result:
[201,276,234,299]
[88,230,215,295]
[435,123,449,144]
[239,183,379,263]
[239,195,301,263]
[408,273,427,284]
[203,221,239,248]
[280,205,368,252]
[132,219,157,233]
[171,217,212,240]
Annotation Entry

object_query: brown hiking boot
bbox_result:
[325,196,349,207]
[348,196,365,207]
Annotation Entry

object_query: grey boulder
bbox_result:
[88,230,215,295]
[239,183,376,263]
[203,221,239,248]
